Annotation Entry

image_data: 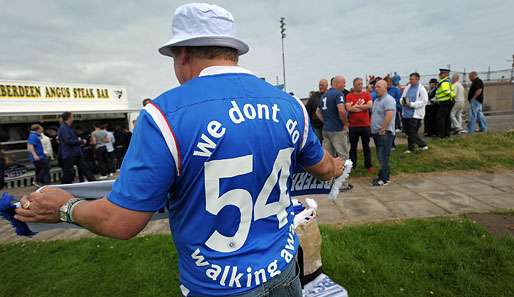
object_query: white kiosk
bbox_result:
[0,80,139,188]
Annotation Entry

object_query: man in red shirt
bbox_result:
[345,77,373,172]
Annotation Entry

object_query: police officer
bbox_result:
[15,3,344,297]
[434,68,455,138]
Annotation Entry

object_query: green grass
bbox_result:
[1,218,513,297]
[351,132,514,177]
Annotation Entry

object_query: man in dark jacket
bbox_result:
[57,112,96,184]
[305,79,328,141]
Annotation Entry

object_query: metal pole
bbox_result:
[281,37,286,91]
[280,17,287,91]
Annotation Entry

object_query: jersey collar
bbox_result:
[198,66,254,77]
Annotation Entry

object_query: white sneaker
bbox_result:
[108,173,114,177]
[420,146,429,151]
[404,150,412,154]
[99,175,108,180]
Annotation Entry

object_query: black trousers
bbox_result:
[436,101,454,138]
[349,127,372,169]
[33,159,50,185]
[95,146,109,176]
[424,104,438,136]
[61,156,96,184]
[402,118,427,151]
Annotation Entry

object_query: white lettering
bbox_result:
[220,265,230,286]
[281,249,293,263]
[286,119,300,144]
[206,264,222,281]
[243,104,256,119]
[191,249,209,267]
[193,133,217,157]
[207,120,226,138]
[246,267,252,288]
[267,260,281,278]
[254,268,267,286]
[257,104,270,120]
[228,266,243,288]
[272,104,280,123]
[229,100,245,124]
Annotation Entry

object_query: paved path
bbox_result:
[1,170,513,244]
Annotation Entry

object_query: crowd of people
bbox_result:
[305,68,488,187]
[25,111,132,187]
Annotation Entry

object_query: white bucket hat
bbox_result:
[159,3,249,57]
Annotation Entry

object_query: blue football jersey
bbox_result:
[109,66,324,296]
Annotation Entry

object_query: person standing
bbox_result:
[466,71,487,133]
[27,124,50,187]
[105,125,116,177]
[449,73,466,133]
[91,123,109,179]
[40,129,54,160]
[400,73,429,153]
[317,75,353,191]
[58,112,96,184]
[434,68,456,138]
[345,77,373,172]
[424,78,439,137]
[305,79,328,141]
[15,4,345,296]
[371,80,396,186]
[385,76,402,148]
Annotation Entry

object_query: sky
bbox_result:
[1,0,514,108]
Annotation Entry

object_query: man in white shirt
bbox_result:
[450,73,465,133]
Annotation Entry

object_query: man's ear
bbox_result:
[178,48,189,66]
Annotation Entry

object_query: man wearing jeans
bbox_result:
[466,71,487,133]
[15,3,344,297]
[400,72,429,154]
[371,80,396,186]
[345,77,373,173]
[317,75,352,191]
[27,124,50,187]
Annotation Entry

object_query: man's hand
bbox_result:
[331,156,344,178]
[15,187,73,223]
[33,155,40,161]
[379,127,386,135]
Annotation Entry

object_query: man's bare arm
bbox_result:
[473,88,482,100]
[337,104,348,128]
[380,110,394,134]
[316,108,324,123]
[304,149,343,181]
[345,103,361,113]
[27,144,39,161]
[15,187,153,240]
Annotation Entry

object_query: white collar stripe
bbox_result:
[198,66,254,77]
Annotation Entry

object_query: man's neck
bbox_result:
[191,59,238,78]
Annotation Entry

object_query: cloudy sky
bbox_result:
[1,0,513,107]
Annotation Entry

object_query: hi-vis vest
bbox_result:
[435,77,456,102]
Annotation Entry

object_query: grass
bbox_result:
[1,218,514,297]
[351,132,514,177]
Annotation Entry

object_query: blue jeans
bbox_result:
[467,99,487,133]
[190,260,302,297]
[373,132,394,182]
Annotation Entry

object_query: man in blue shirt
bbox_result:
[27,124,50,187]
[15,4,344,297]
[371,80,396,186]
[58,112,96,184]
[316,75,352,191]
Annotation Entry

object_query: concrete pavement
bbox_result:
[1,170,513,244]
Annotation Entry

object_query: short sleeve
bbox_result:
[337,92,345,105]
[477,80,484,89]
[384,97,396,111]
[297,125,324,167]
[108,110,177,212]
[365,92,372,103]
[27,134,38,145]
